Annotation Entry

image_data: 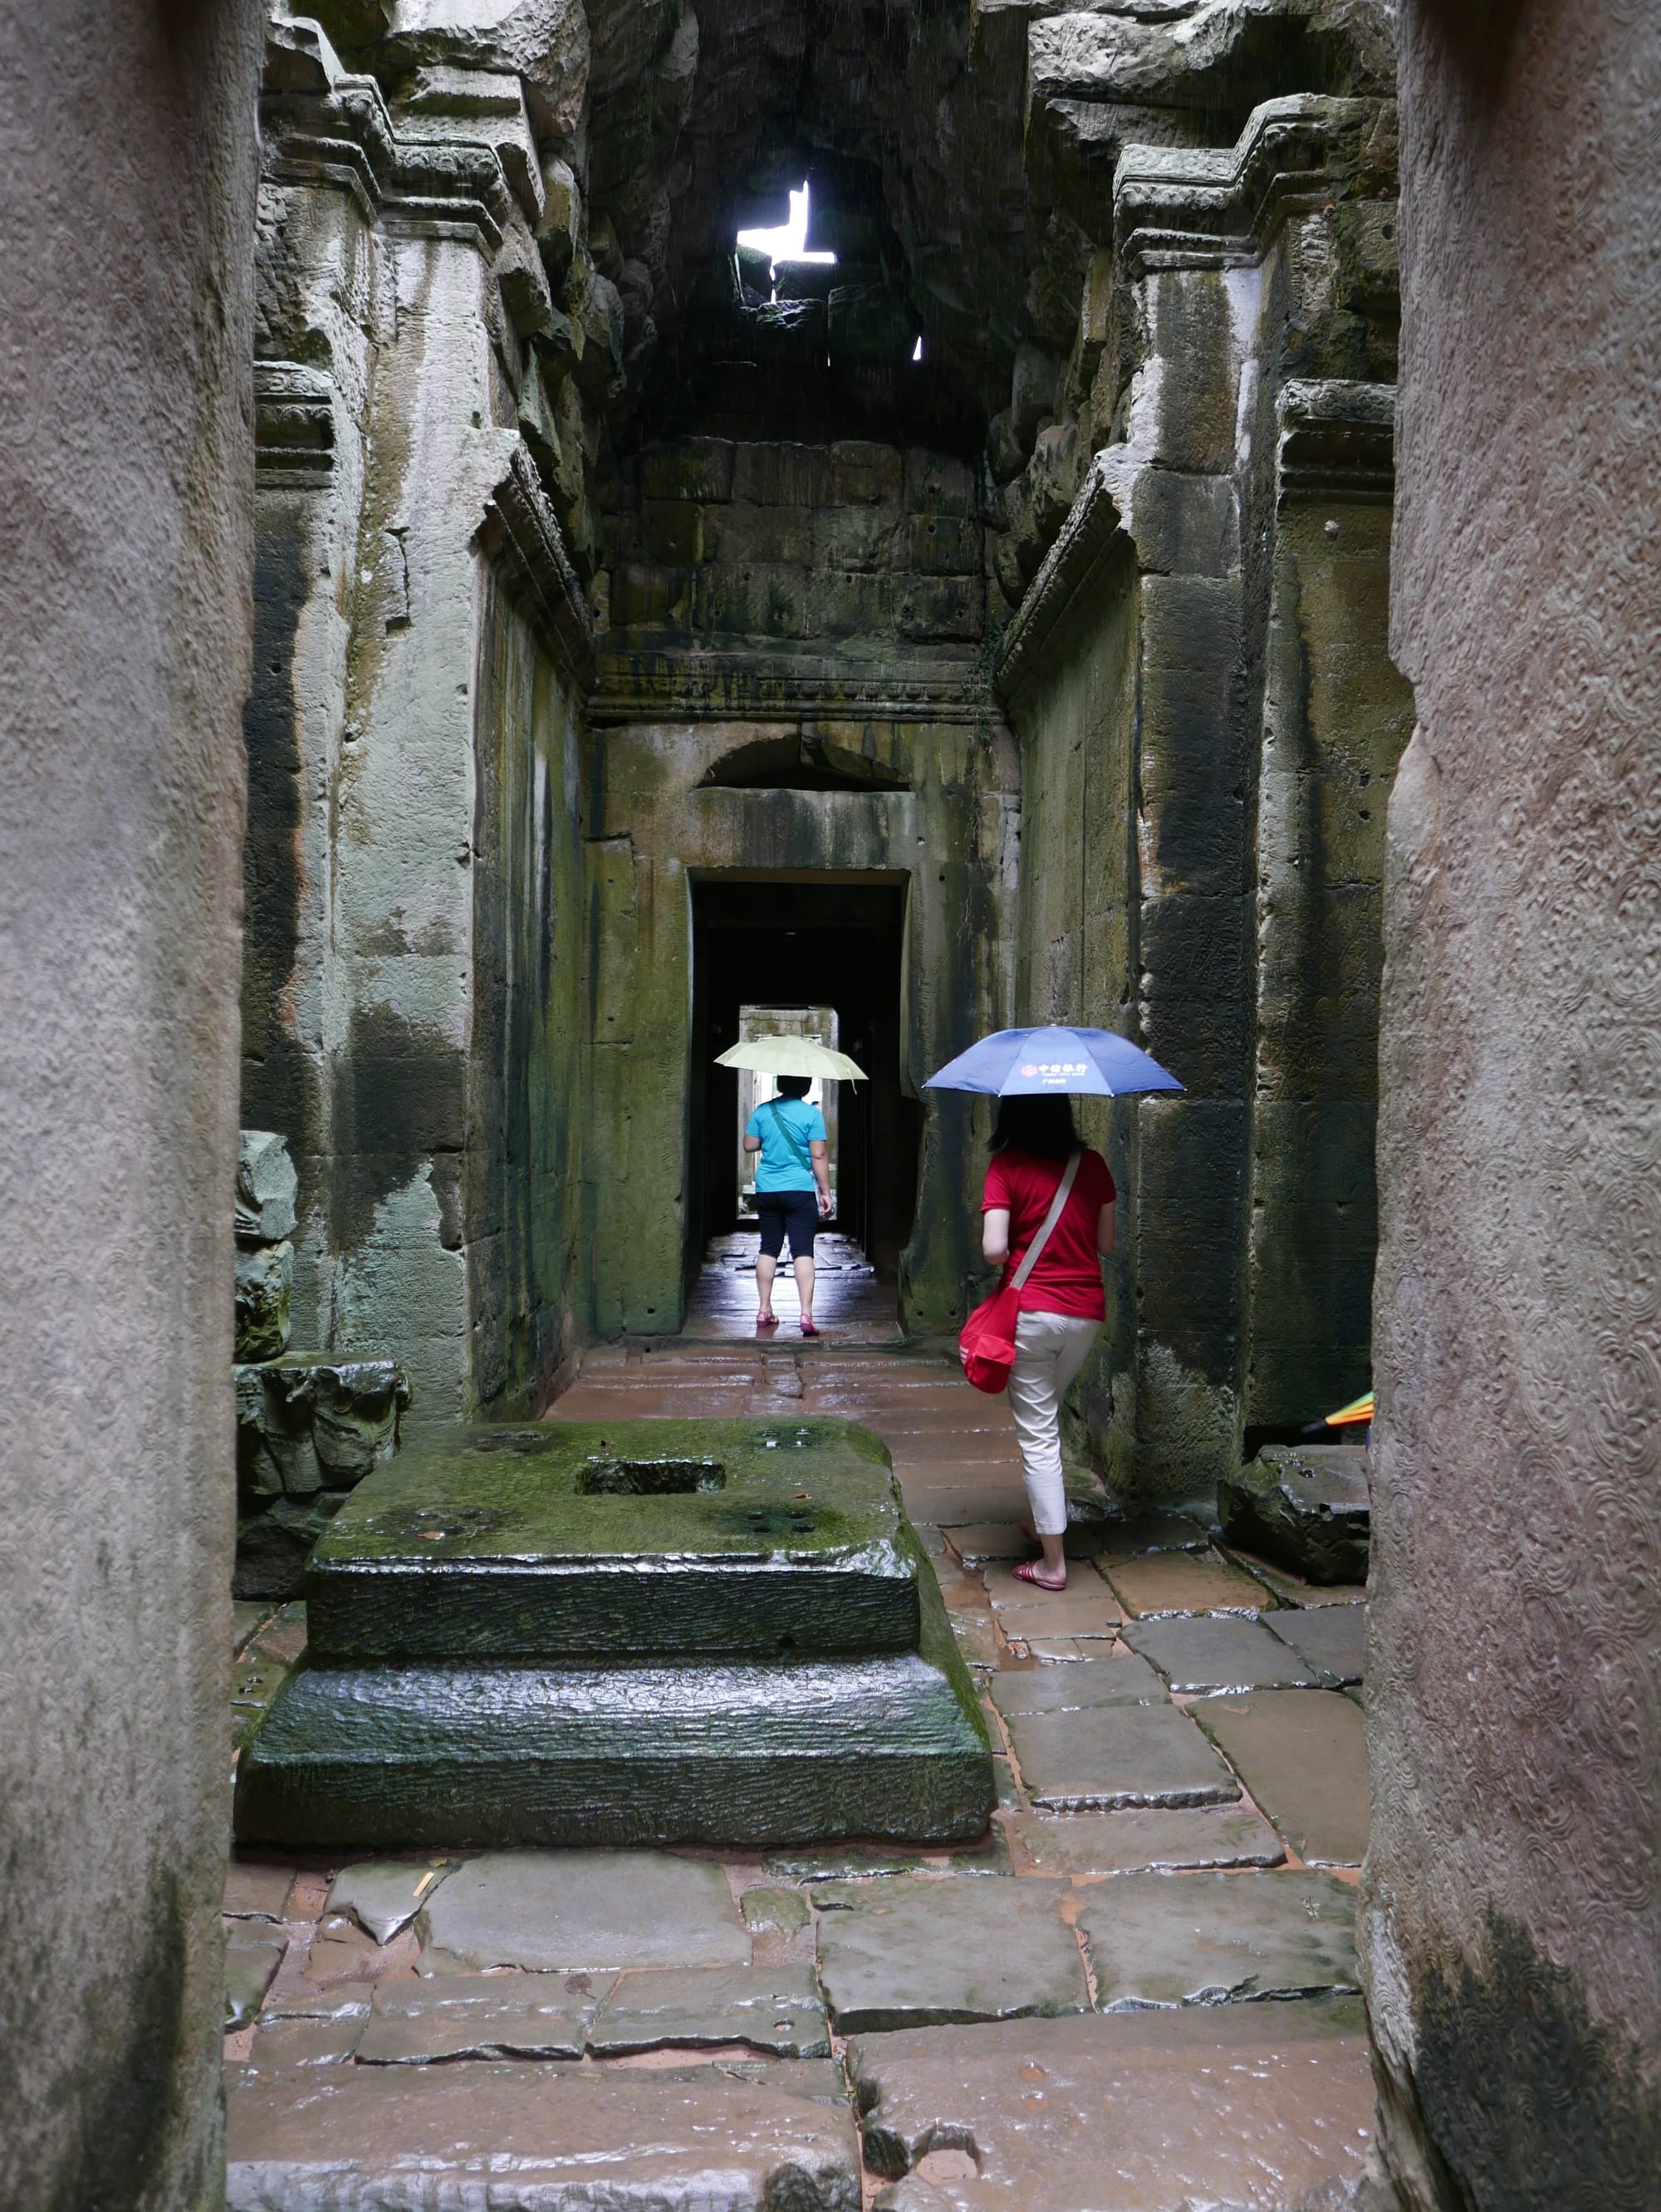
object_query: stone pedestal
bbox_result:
[235,1416,993,1848]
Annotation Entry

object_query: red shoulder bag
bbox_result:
[958,1151,1082,1395]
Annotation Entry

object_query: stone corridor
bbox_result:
[226,1328,1374,2208]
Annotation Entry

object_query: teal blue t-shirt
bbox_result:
[747,1097,826,1193]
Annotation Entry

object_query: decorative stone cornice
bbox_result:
[254,360,336,488]
[1276,379,1396,503]
[474,444,595,689]
[588,648,989,727]
[1114,95,1387,277]
[994,453,1129,707]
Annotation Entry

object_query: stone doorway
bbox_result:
[688,877,920,1292]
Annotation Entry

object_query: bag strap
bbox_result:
[764,1097,814,1172]
[1010,1150,1082,1290]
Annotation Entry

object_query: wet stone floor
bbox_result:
[227,1314,1375,2211]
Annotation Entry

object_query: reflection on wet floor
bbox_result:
[681,1233,904,1345]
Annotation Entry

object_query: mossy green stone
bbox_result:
[308,1419,915,1661]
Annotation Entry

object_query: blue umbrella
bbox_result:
[924,1025,1183,1098]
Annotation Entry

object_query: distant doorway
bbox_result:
[734,1004,840,1221]
[689,877,919,1287]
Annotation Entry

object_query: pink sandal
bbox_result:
[1013,1559,1066,1592]
[757,1312,779,1332]
[799,1320,821,1338]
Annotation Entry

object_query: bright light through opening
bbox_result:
[912,336,924,362]
[736,183,837,279]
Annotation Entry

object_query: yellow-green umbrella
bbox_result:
[714,1036,866,1082]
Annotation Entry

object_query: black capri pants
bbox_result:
[755,1189,818,1261]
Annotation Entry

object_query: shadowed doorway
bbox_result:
[688,877,920,1312]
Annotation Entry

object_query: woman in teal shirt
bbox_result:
[743,1075,832,1337]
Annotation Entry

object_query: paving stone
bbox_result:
[356,1971,608,2062]
[1010,1807,1286,1876]
[326,1859,455,1943]
[231,1655,288,1711]
[944,1523,1026,1565]
[1266,1603,1368,1686]
[225,1930,287,2031]
[814,1876,1086,2032]
[742,1886,811,1939]
[1194,1691,1370,1866]
[589,1964,830,2058]
[226,2062,861,2210]
[982,1568,1124,1633]
[1089,1513,1212,1564]
[845,2001,1374,2206]
[416,1850,750,1972]
[768,1827,1010,1884]
[992,1756,1019,1811]
[240,2013,365,2072]
[1219,1444,1370,1586]
[234,1601,273,1655]
[299,1915,400,1987]
[1124,1614,1321,1694]
[946,1608,1000,1668]
[1075,1870,1360,2008]
[248,1610,309,1667]
[1012,1636,1107,1663]
[654,2056,851,2107]
[260,1981,374,2021]
[224,1861,298,1922]
[989,1654,1167,1718]
[1100,1549,1273,1618]
[1226,1548,1368,1609]
[1003,1701,1242,1812]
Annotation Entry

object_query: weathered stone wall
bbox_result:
[1364,5,1661,2203]
[243,20,595,1420]
[0,3,259,2205]
[997,83,1405,1508]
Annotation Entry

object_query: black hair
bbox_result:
[775,1073,812,1100]
[989,1093,1080,1161]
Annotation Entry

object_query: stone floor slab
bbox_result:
[1003,1700,1242,1812]
[356,1971,608,2062]
[1124,1614,1321,1694]
[226,1930,287,2032]
[226,2060,862,2211]
[1266,1604,1367,1686]
[845,2002,1374,2208]
[415,1850,750,1972]
[1088,1513,1213,1563]
[326,1858,454,1943]
[224,1861,298,1923]
[1219,1445,1369,1587]
[1194,1691,1370,1866]
[742,1886,811,1939]
[237,2013,365,2074]
[815,1876,1086,2033]
[1075,1870,1360,2008]
[1099,1550,1273,1619]
[589,1964,830,2058]
[1010,1807,1286,1876]
[767,1827,1011,1883]
[988,1654,1167,1718]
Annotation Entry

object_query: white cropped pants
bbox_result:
[1006,1310,1101,1536]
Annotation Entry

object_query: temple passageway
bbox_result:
[682,1232,903,1346]
[225,1340,1374,2205]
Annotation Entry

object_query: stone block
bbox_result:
[611,560,691,628]
[1218,1445,1370,1585]
[326,1860,455,1944]
[588,1964,830,2058]
[226,1930,287,2032]
[766,1826,1010,1884]
[897,575,983,641]
[703,501,816,567]
[990,1653,1167,1717]
[1124,1615,1320,1694]
[846,2003,1374,2205]
[694,561,810,639]
[902,515,982,576]
[732,443,831,508]
[815,1876,1086,2033]
[1011,1807,1284,1877]
[642,438,736,502]
[234,1240,292,1362]
[304,1418,919,1661]
[224,1861,297,1922]
[815,503,899,572]
[1099,1550,1272,1619]
[414,1851,747,1974]
[1076,1870,1360,2009]
[1002,1699,1242,1812]
[642,498,704,566]
[1193,1691,1370,1866]
[806,569,894,639]
[237,1129,297,1243]
[355,1971,603,2062]
[903,449,976,517]
[225,2064,861,2212]
[830,439,903,505]
[1264,1602,1366,1687]
[742,1886,811,1939]
[1129,468,1239,579]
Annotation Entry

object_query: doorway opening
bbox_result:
[689,876,920,1296]
[734,1004,840,1222]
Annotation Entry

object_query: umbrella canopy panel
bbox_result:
[924,1025,1183,1098]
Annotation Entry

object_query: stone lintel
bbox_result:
[474,443,595,688]
[253,360,336,489]
[589,648,988,726]
[1114,95,1387,277]
[994,451,1129,707]
[1276,378,1396,504]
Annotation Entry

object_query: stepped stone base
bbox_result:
[1218,1444,1370,1586]
[235,1416,993,1850]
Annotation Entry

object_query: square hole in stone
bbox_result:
[579,1456,728,1496]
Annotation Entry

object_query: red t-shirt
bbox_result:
[982,1146,1116,1319]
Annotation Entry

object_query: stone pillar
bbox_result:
[1365,4,1661,2202]
[0,4,259,2207]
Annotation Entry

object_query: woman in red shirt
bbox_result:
[981,1094,1116,1591]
